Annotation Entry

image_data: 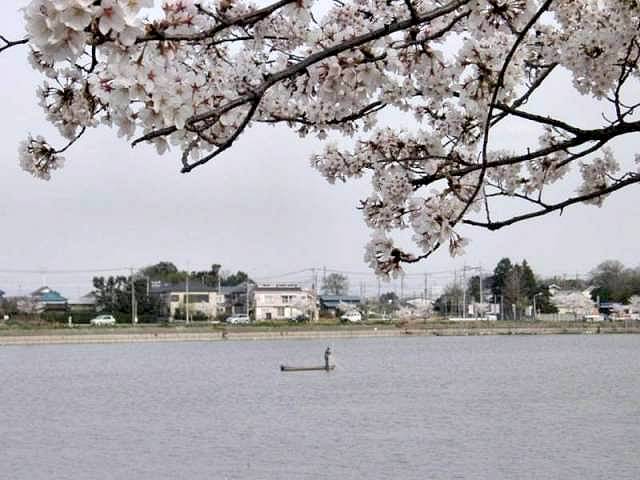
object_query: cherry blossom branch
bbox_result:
[55,127,87,154]
[132,0,471,167]
[412,119,640,187]
[181,100,259,172]
[10,0,640,273]
[256,100,386,126]
[475,0,555,208]
[138,0,298,43]
[392,0,561,267]
[464,173,640,231]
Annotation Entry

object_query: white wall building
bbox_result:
[151,282,226,320]
[253,284,318,321]
[168,289,226,319]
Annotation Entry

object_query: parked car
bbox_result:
[226,314,250,324]
[293,314,310,323]
[90,314,116,326]
[340,310,362,323]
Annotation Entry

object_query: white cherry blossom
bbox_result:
[2,0,639,273]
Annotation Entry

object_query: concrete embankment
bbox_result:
[0,329,405,346]
[0,324,638,346]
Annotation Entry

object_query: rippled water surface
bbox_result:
[1,335,639,479]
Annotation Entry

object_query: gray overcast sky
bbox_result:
[0,2,638,296]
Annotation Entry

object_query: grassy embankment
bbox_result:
[1,316,638,340]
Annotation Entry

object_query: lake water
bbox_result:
[1,335,639,479]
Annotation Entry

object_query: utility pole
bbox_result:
[400,273,404,301]
[246,279,250,319]
[185,270,190,324]
[479,266,484,318]
[462,266,467,318]
[424,273,428,302]
[377,277,381,301]
[311,268,316,294]
[130,267,136,325]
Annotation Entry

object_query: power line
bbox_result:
[0,267,131,274]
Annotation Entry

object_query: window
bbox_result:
[282,295,293,304]
[187,294,209,303]
[277,307,285,317]
[170,294,180,302]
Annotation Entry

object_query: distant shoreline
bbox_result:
[1,323,638,346]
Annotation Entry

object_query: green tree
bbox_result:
[435,283,464,316]
[188,264,222,287]
[535,284,558,314]
[379,291,400,314]
[92,275,162,319]
[322,273,349,295]
[92,276,131,314]
[589,260,637,303]
[141,261,179,280]
[520,260,538,299]
[221,270,251,287]
[468,274,494,303]
[492,258,513,297]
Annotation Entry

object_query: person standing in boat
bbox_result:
[324,346,332,369]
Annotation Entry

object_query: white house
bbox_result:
[151,282,226,320]
[253,284,318,321]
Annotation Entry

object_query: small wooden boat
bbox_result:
[280,365,335,372]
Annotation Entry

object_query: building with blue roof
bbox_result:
[30,287,68,312]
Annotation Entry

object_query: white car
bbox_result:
[226,314,250,325]
[90,314,117,326]
[341,310,362,323]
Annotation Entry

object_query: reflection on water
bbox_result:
[1,335,639,479]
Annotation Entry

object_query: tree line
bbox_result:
[435,258,640,319]
[92,262,252,321]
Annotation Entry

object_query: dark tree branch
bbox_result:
[257,100,386,126]
[490,63,557,127]
[55,127,87,154]
[181,100,260,172]
[464,173,640,231]
[411,119,640,188]
[494,104,586,136]
[140,0,297,43]
[0,35,28,54]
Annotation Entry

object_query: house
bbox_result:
[318,294,361,316]
[599,302,638,321]
[19,286,68,313]
[221,281,253,315]
[253,284,318,321]
[150,281,226,320]
[68,293,98,313]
